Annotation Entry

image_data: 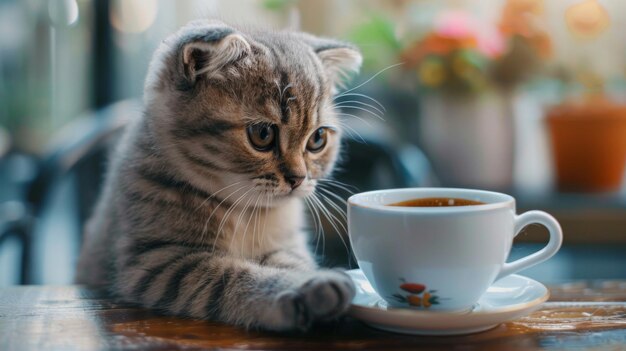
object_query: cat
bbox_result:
[75,20,363,331]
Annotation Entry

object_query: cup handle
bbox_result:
[496,210,563,281]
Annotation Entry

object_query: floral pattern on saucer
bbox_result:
[390,278,444,308]
[348,269,549,336]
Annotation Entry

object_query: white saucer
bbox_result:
[347,269,549,336]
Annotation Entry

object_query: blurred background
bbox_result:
[1,0,626,286]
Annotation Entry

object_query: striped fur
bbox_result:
[76,20,362,331]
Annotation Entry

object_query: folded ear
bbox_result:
[176,21,251,85]
[302,35,363,92]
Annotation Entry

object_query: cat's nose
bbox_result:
[286,175,305,189]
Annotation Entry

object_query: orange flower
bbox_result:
[423,292,432,308]
[499,0,544,36]
[401,33,478,68]
[407,295,422,307]
[498,0,552,59]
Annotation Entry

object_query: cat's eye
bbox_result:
[247,123,276,151]
[307,127,328,153]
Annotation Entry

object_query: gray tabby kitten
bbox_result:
[76,20,362,331]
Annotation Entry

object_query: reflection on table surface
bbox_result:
[1,284,626,351]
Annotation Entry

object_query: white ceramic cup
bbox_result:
[348,188,562,312]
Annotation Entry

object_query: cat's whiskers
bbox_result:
[330,63,403,132]
[333,102,384,122]
[302,197,315,254]
[316,185,352,205]
[202,184,247,248]
[310,194,329,257]
[318,189,352,207]
[235,189,256,233]
[211,185,255,252]
[260,191,272,250]
[333,112,373,128]
[238,191,262,259]
[332,92,386,112]
[256,198,262,251]
[200,184,250,247]
[315,191,347,222]
[317,179,357,195]
[232,189,257,258]
[317,187,348,220]
[319,179,359,194]
[315,201,325,259]
[304,196,324,258]
[334,120,366,143]
[241,192,262,255]
[309,193,351,263]
[310,193,348,236]
[315,180,359,267]
[333,106,384,122]
[260,191,269,241]
[308,196,338,261]
[245,191,257,255]
[219,186,257,252]
[333,100,385,119]
[335,62,404,97]
[194,180,246,212]
[253,191,262,250]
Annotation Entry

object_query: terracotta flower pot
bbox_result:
[546,100,626,192]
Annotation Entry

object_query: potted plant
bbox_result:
[398,2,550,190]
[545,0,626,192]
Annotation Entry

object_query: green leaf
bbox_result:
[346,15,402,73]
[391,293,407,302]
[262,0,297,11]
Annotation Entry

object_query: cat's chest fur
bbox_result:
[218,198,306,258]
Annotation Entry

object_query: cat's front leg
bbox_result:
[257,247,317,271]
[115,247,354,331]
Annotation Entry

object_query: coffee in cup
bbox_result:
[389,197,485,207]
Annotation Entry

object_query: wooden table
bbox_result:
[1,282,626,350]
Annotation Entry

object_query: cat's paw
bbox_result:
[265,270,356,330]
[272,270,355,331]
[299,270,356,320]
[274,290,311,331]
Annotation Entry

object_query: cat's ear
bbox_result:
[304,36,362,92]
[177,21,251,85]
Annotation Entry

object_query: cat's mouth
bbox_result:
[272,188,312,199]
[267,185,315,201]
[287,181,316,198]
[251,175,316,200]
